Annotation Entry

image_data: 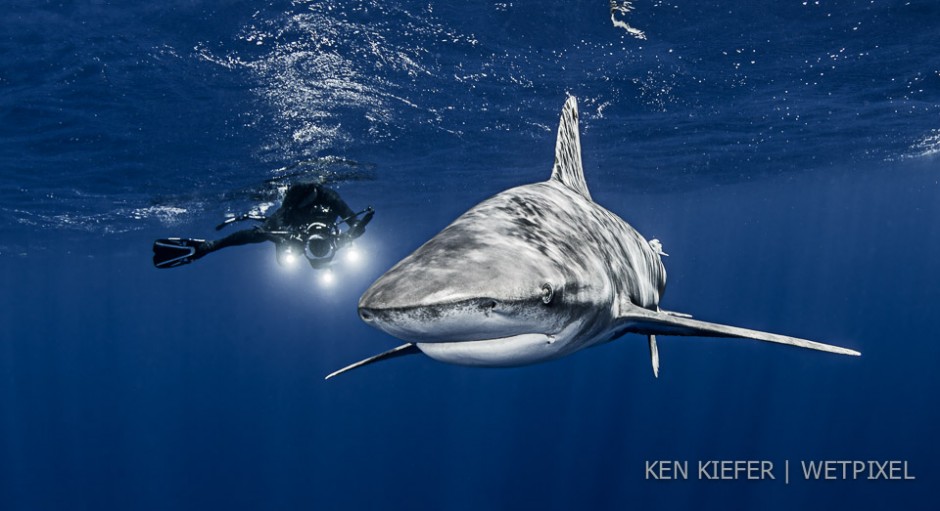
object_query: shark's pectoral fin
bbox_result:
[619,307,860,356]
[648,334,660,378]
[325,343,421,380]
[661,309,692,319]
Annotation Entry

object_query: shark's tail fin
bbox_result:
[620,307,860,374]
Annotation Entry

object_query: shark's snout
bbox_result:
[357,304,410,327]
[358,294,531,343]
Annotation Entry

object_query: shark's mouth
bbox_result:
[358,298,558,344]
[415,332,564,367]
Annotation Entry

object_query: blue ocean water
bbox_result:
[1,1,938,509]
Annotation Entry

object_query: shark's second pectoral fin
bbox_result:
[620,307,860,357]
[325,343,421,380]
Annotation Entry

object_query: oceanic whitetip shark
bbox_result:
[326,96,859,379]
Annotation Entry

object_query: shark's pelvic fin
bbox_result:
[325,343,421,380]
[620,307,860,357]
[648,334,660,378]
[550,96,592,200]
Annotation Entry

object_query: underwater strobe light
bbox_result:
[283,249,297,266]
[319,269,335,287]
[275,243,300,268]
[344,245,362,265]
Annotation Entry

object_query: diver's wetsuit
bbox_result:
[199,182,362,256]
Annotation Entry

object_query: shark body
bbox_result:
[328,97,859,380]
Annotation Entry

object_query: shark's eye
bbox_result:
[541,283,554,304]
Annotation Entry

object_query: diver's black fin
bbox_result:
[152,238,206,269]
[325,343,420,380]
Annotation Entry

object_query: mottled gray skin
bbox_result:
[358,177,666,366]
[350,96,858,374]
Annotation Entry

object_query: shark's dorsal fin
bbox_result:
[551,96,592,200]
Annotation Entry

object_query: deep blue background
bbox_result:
[1,1,938,509]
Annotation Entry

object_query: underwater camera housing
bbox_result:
[274,221,339,269]
[302,221,339,268]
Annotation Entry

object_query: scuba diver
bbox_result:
[153,182,374,269]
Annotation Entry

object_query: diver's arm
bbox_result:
[339,207,373,247]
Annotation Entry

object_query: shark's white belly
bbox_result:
[416,334,558,367]
[415,318,611,367]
